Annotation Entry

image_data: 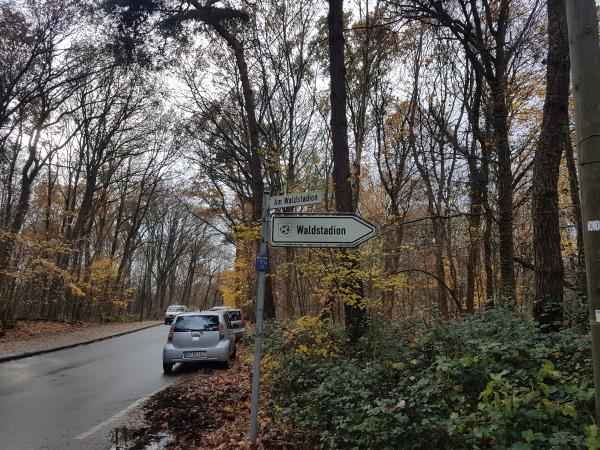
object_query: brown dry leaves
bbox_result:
[0,320,88,340]
[137,346,302,450]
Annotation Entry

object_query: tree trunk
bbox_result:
[490,82,516,304]
[532,0,569,331]
[284,246,295,317]
[212,23,276,320]
[328,0,366,342]
[432,219,449,317]
[481,134,495,303]
[465,176,482,314]
[565,134,587,300]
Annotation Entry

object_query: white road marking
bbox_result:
[74,386,167,440]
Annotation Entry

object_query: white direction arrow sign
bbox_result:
[269,213,376,248]
[268,191,324,209]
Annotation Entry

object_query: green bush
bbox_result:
[262,309,596,449]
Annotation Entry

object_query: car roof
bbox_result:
[210,306,241,312]
[175,311,218,317]
[199,310,226,316]
[167,305,186,308]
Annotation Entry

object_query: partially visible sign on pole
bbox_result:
[250,198,378,445]
[255,253,269,272]
[267,191,324,209]
[269,213,376,248]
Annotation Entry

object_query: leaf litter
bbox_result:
[112,345,303,450]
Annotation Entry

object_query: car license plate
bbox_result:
[184,351,207,359]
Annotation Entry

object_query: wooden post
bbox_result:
[565,0,600,420]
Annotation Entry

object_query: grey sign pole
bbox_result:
[250,193,269,444]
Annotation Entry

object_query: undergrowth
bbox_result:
[261,309,597,449]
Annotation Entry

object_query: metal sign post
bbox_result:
[250,193,269,445]
[249,192,376,443]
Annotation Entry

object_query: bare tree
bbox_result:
[392,0,543,304]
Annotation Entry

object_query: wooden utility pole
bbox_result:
[565,0,600,420]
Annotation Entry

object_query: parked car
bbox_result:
[209,306,246,341]
[164,305,187,325]
[162,311,236,373]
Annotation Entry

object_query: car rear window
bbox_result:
[174,315,219,332]
[227,311,241,321]
[168,306,185,312]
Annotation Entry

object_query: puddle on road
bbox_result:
[110,426,173,450]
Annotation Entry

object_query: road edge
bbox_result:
[0,322,162,363]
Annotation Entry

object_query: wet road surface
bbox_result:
[0,324,179,449]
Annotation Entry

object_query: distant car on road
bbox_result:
[209,306,246,341]
[164,305,187,325]
[162,311,236,374]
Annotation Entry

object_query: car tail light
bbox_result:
[241,314,246,327]
[167,324,174,342]
[219,323,225,340]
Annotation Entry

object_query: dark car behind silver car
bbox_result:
[210,306,246,341]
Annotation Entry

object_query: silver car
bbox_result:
[210,306,246,341]
[162,311,236,373]
[164,305,187,324]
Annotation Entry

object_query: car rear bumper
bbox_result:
[163,341,230,363]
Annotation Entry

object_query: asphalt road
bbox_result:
[0,324,178,450]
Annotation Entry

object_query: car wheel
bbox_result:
[163,362,173,374]
[231,344,237,360]
[220,357,230,369]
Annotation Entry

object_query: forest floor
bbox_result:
[0,320,160,358]
[111,345,302,450]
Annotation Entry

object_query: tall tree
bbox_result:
[532,0,569,331]
[328,0,367,340]
[103,0,277,318]
[393,0,542,304]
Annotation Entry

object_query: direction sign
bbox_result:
[267,191,324,209]
[269,213,376,248]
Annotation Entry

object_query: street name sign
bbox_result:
[267,191,324,209]
[269,213,377,248]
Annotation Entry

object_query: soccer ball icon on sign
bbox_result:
[278,224,291,236]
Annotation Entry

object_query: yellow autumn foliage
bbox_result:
[260,353,283,383]
[282,316,345,359]
[77,258,133,309]
[219,222,259,311]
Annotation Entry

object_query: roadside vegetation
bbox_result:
[262,310,597,449]
[1,1,599,448]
